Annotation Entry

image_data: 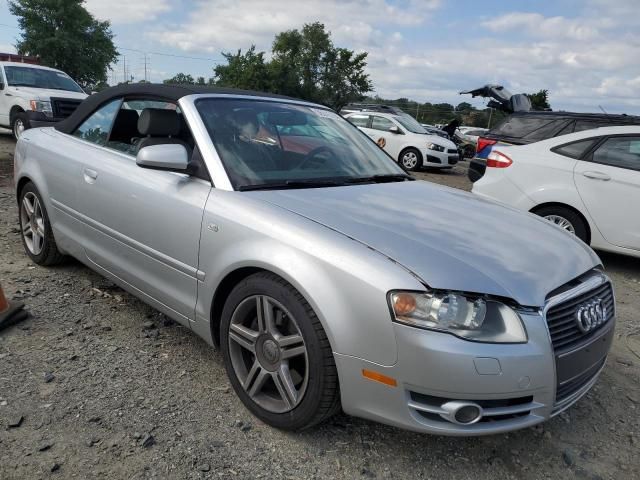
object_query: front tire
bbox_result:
[19,182,65,265]
[220,272,340,430]
[11,112,30,140]
[534,205,588,243]
[399,148,423,171]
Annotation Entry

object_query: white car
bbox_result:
[0,61,87,139]
[345,112,459,171]
[472,126,640,258]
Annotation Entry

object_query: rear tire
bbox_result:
[399,148,423,171]
[533,205,588,243]
[19,182,65,265]
[220,272,340,430]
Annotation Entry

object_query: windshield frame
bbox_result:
[393,113,429,134]
[187,95,408,192]
[3,65,84,93]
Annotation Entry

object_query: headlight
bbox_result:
[29,100,53,118]
[427,142,445,152]
[389,291,527,343]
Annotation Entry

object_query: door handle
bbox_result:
[83,168,98,183]
[582,171,610,181]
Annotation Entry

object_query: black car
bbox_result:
[468,111,640,182]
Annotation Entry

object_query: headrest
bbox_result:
[110,109,139,141]
[231,109,259,137]
[138,108,181,136]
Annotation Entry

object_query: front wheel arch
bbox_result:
[530,202,591,244]
[210,266,265,346]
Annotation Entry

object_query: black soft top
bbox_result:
[55,83,300,134]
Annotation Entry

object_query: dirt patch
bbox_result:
[1,135,639,479]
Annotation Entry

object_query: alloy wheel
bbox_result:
[402,151,418,169]
[20,192,46,255]
[228,295,309,413]
[544,214,576,234]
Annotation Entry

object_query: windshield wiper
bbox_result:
[237,179,347,191]
[346,174,414,184]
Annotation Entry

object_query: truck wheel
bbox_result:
[12,112,30,140]
[220,272,340,430]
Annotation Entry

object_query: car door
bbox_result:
[0,66,11,127]
[368,115,403,159]
[574,135,640,251]
[71,98,212,323]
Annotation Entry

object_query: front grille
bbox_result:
[555,357,605,404]
[51,97,82,118]
[447,148,458,154]
[448,156,459,164]
[546,281,614,352]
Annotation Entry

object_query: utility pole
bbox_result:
[143,53,149,82]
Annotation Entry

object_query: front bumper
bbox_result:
[423,148,459,168]
[336,309,614,436]
[26,111,66,128]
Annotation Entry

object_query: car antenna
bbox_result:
[598,105,614,124]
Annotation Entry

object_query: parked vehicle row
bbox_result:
[468,111,640,182]
[344,111,459,170]
[14,83,614,436]
[0,61,87,139]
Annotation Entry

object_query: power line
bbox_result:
[0,23,223,63]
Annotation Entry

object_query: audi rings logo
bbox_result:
[575,298,607,333]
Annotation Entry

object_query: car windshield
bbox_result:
[393,114,428,134]
[196,98,408,190]
[4,66,84,93]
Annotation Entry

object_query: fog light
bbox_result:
[454,405,482,424]
[440,400,483,425]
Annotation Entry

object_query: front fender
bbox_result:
[194,190,425,366]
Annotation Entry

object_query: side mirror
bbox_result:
[136,144,189,172]
[389,126,402,134]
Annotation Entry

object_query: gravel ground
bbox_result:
[1,133,639,479]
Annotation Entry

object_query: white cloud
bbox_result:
[148,0,440,53]
[482,13,603,40]
[84,0,172,24]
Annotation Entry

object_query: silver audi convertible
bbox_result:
[14,84,615,435]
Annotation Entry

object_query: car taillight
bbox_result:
[476,137,497,153]
[486,151,513,168]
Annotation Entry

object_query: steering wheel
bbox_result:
[295,146,339,170]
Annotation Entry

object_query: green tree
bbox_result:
[214,46,271,91]
[456,102,473,112]
[9,0,118,87]
[212,22,371,110]
[526,89,551,110]
[163,73,196,85]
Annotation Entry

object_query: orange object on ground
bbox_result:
[0,284,28,331]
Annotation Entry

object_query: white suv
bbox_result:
[0,61,87,139]
[345,111,459,171]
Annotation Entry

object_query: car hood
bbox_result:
[7,86,87,100]
[250,181,600,306]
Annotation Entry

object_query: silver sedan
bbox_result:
[14,84,615,435]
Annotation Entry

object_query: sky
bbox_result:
[0,0,638,114]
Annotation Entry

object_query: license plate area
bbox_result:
[555,323,614,385]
